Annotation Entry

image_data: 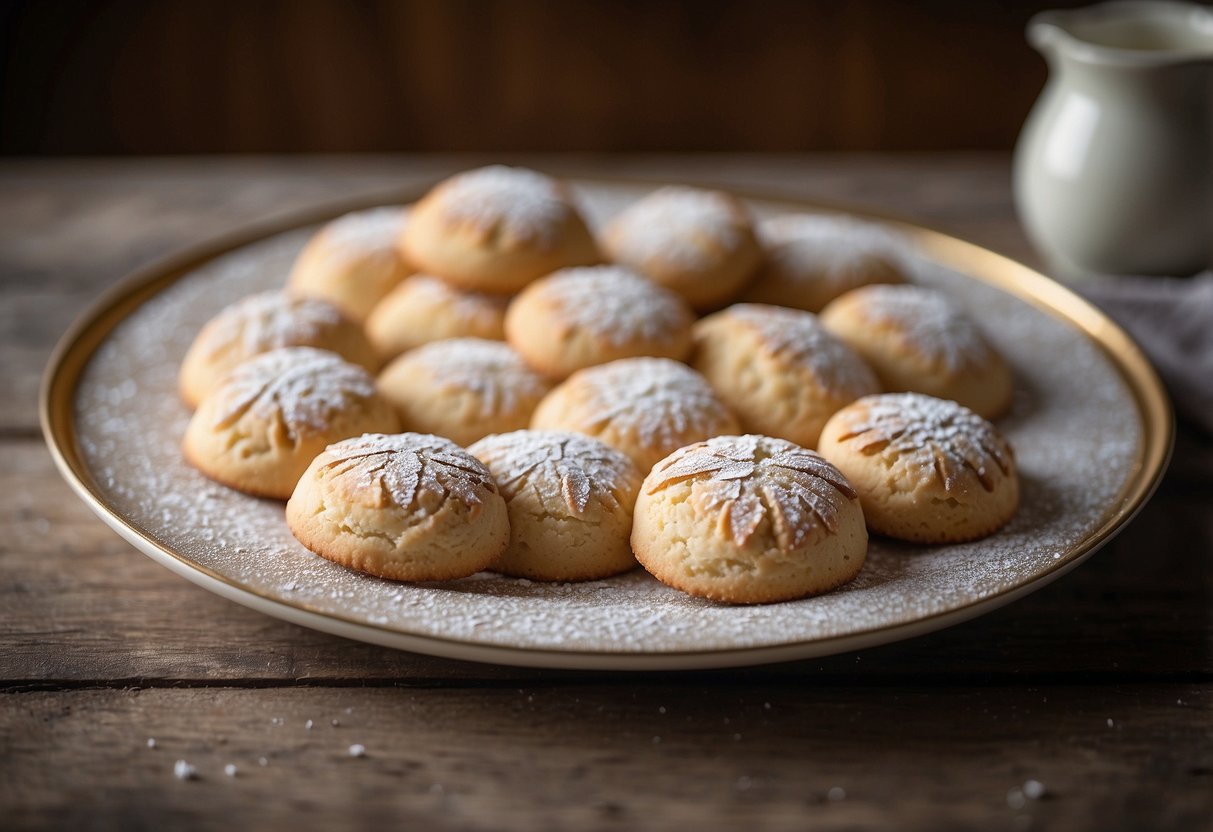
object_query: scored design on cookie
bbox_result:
[404,339,550,420]
[211,348,377,438]
[759,214,905,279]
[647,435,858,551]
[539,266,690,346]
[566,358,731,451]
[321,207,408,255]
[609,187,746,269]
[318,433,498,510]
[436,166,572,247]
[834,393,1013,492]
[849,285,995,374]
[204,290,346,360]
[726,304,879,393]
[475,431,635,516]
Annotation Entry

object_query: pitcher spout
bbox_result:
[1027,1,1213,68]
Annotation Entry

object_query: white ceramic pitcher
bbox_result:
[1013,1,1213,276]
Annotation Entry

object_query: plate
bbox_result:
[41,178,1172,670]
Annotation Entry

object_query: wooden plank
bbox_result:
[2,685,1209,831]
[5,438,1210,684]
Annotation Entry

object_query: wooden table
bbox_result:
[2,156,1209,831]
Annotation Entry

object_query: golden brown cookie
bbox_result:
[530,357,740,474]
[178,290,378,409]
[743,214,909,312]
[468,430,643,581]
[691,303,880,448]
[504,265,695,378]
[377,338,553,447]
[182,347,399,499]
[817,393,1018,543]
[820,283,1014,419]
[631,434,868,604]
[399,166,599,294]
[365,274,509,362]
[287,207,412,323]
[287,432,510,581]
[601,186,763,311]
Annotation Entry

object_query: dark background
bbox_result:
[1,0,1089,155]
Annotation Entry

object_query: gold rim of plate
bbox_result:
[39,177,1175,671]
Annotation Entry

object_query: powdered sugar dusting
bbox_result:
[471,430,638,516]
[836,393,1013,492]
[534,266,691,346]
[394,338,550,421]
[202,290,347,360]
[607,186,747,270]
[318,433,496,510]
[68,182,1144,660]
[846,284,996,374]
[320,207,408,255]
[725,304,880,396]
[212,347,379,437]
[551,358,735,453]
[435,166,571,247]
[649,435,857,550]
[759,214,907,279]
[399,275,508,329]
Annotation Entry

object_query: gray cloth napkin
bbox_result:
[1078,272,1213,436]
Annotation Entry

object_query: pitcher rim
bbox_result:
[1028,0,1213,67]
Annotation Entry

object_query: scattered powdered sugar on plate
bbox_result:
[435,165,572,247]
[847,284,996,373]
[536,265,691,346]
[71,184,1143,657]
[607,186,747,270]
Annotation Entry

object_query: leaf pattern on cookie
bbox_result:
[647,435,858,552]
[471,430,638,517]
[204,290,347,361]
[834,393,1013,492]
[211,347,378,441]
[534,265,692,346]
[319,433,498,511]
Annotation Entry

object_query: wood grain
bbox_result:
[2,156,1210,830]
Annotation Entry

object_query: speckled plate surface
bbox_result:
[41,179,1172,670]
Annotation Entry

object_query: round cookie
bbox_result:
[399,165,599,294]
[179,290,378,409]
[182,348,400,499]
[530,357,740,474]
[691,304,880,449]
[819,284,1014,419]
[468,430,644,581]
[377,338,553,447]
[601,186,763,311]
[286,433,510,581]
[743,214,909,312]
[504,265,695,378]
[366,274,509,362]
[631,434,868,604]
[287,207,412,323]
[817,393,1018,543]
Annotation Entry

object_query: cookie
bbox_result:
[530,357,740,474]
[377,338,553,447]
[287,207,412,323]
[631,434,868,604]
[399,165,599,294]
[691,304,880,448]
[743,214,909,312]
[468,430,643,581]
[365,274,509,362]
[504,265,695,378]
[286,433,510,581]
[817,393,1018,543]
[820,283,1014,419]
[179,290,378,409]
[602,186,762,311]
[182,347,400,499]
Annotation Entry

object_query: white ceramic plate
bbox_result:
[42,178,1172,670]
